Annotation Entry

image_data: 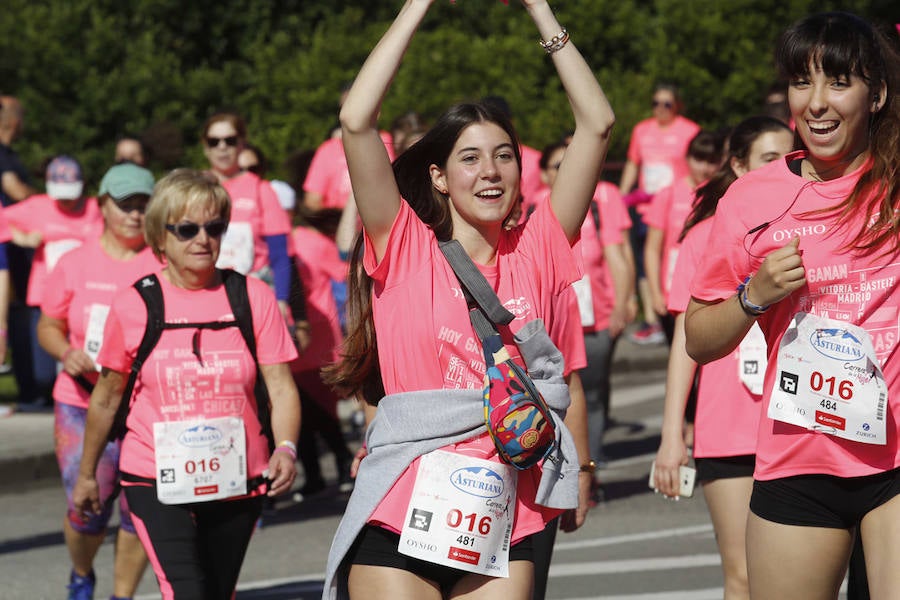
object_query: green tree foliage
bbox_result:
[0,0,894,188]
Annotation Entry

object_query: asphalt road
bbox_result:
[0,367,851,599]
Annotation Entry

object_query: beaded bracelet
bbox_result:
[539,28,569,55]
[736,276,770,317]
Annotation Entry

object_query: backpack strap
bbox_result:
[108,270,275,451]
[108,273,166,441]
[222,269,275,451]
[438,240,514,342]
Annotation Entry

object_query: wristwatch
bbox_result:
[579,460,597,473]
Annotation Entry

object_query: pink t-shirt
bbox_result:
[5,194,103,306]
[0,204,10,243]
[219,172,292,275]
[304,132,395,210]
[98,274,298,480]
[41,241,161,409]
[519,144,546,210]
[668,219,761,458]
[626,116,700,194]
[365,199,583,540]
[578,182,632,333]
[290,226,344,372]
[691,151,900,480]
[644,177,696,301]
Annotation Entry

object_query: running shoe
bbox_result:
[629,322,665,345]
[67,569,95,600]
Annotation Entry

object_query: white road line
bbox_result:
[549,553,721,577]
[559,588,724,600]
[553,523,714,550]
[612,381,666,408]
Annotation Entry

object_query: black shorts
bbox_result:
[695,454,755,482]
[750,468,900,529]
[348,524,534,593]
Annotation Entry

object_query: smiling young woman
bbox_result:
[684,12,900,600]
[321,1,614,599]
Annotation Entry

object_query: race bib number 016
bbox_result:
[768,313,888,445]
[398,450,517,577]
[154,416,247,504]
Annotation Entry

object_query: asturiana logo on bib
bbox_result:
[179,424,223,448]
[810,328,864,361]
[450,466,505,498]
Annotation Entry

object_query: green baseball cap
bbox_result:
[98,163,155,201]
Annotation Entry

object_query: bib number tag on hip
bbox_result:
[738,322,767,395]
[398,450,517,577]
[153,416,247,504]
[83,303,110,371]
[768,313,887,445]
[571,275,595,328]
[216,221,255,275]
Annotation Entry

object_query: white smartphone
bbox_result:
[648,462,696,498]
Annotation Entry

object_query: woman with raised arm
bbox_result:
[321,1,613,599]
[684,12,900,600]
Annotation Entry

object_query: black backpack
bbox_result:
[108,269,274,450]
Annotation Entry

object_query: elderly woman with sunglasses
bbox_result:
[201,112,295,323]
[618,83,700,346]
[72,169,301,600]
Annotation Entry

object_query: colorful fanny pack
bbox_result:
[439,240,558,470]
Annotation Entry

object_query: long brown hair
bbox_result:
[777,12,900,255]
[680,116,792,241]
[322,102,522,404]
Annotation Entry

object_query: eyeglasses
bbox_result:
[205,135,239,148]
[114,195,150,214]
[165,219,228,241]
[652,100,674,109]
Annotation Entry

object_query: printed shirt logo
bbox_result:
[503,297,531,320]
[178,424,223,448]
[450,466,505,498]
[809,328,864,361]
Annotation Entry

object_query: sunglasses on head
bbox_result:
[652,100,674,109]
[115,194,151,214]
[165,219,228,241]
[205,135,239,148]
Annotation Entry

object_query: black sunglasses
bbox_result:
[205,135,239,148]
[114,194,150,214]
[652,100,674,109]
[165,219,228,241]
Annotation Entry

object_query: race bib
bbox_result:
[642,162,674,195]
[83,303,110,370]
[45,238,82,270]
[664,247,679,295]
[398,450,517,577]
[154,416,247,504]
[571,275,595,328]
[768,313,888,445]
[738,322,767,395]
[216,221,255,274]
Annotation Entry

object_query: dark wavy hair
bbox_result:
[777,12,900,255]
[680,116,792,241]
[323,102,522,404]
